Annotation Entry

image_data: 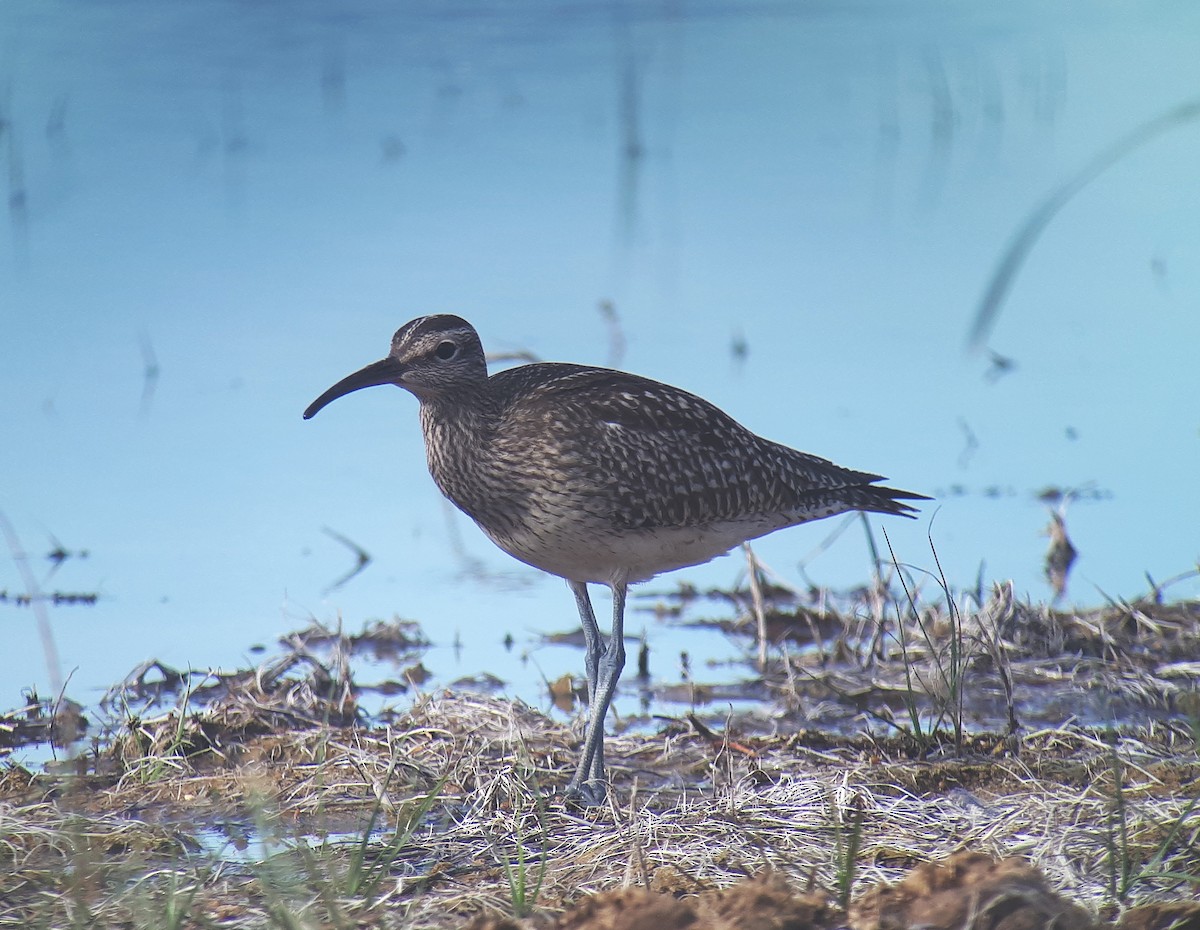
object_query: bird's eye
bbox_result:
[434,340,458,360]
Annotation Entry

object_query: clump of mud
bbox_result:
[464,854,1200,930]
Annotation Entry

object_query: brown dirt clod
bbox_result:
[848,852,1101,930]
[553,886,699,930]
[1116,902,1200,930]
[695,870,840,930]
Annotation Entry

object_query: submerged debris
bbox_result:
[1043,510,1079,601]
[0,693,87,752]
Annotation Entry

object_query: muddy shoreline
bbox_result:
[2,591,1197,927]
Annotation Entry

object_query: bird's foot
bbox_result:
[563,777,607,807]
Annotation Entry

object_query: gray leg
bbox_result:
[566,581,628,804]
[590,582,627,783]
[568,580,601,707]
[566,580,605,803]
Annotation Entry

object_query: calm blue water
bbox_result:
[3,0,1198,736]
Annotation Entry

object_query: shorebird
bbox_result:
[304,314,927,803]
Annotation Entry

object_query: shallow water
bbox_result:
[2,0,1199,746]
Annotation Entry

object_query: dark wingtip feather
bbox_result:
[864,485,931,519]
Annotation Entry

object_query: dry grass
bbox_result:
[2,696,1197,926]
[1,590,1198,928]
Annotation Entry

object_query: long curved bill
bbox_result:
[303,357,405,419]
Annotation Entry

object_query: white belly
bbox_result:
[481,516,794,586]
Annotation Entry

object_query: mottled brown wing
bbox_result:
[491,365,912,530]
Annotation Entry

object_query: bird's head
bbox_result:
[303,315,487,419]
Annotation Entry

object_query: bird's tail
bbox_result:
[838,483,930,519]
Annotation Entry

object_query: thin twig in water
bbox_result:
[320,526,372,593]
[1,511,64,696]
[598,300,626,369]
[743,542,769,672]
[967,98,1200,351]
[796,512,859,572]
[139,330,160,416]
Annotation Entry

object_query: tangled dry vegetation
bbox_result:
[1,587,1198,929]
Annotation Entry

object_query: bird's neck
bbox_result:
[417,387,501,517]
